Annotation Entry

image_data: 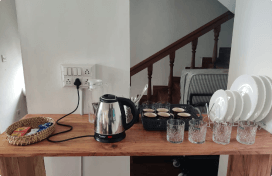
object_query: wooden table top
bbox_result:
[0,114,272,157]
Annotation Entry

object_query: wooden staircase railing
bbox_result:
[130,11,234,103]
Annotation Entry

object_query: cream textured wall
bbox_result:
[15,0,130,176]
[0,0,27,133]
[130,0,234,97]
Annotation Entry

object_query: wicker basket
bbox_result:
[6,117,55,146]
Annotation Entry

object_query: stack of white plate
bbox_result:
[209,75,272,122]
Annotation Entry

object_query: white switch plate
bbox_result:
[61,64,96,88]
[1,55,7,62]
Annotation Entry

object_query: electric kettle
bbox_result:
[94,94,137,143]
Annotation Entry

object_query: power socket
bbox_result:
[63,76,74,87]
[83,67,92,76]
[82,77,90,86]
[61,64,96,88]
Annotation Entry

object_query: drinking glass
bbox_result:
[236,121,258,145]
[89,102,99,123]
[212,121,232,145]
[125,106,133,123]
[188,119,207,144]
[167,119,185,144]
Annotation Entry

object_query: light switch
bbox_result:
[67,68,72,75]
[61,64,96,88]
[78,68,82,75]
[64,67,68,76]
[73,68,77,76]
[1,55,6,62]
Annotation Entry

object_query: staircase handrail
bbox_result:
[130,11,234,76]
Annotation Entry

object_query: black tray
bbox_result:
[140,104,202,131]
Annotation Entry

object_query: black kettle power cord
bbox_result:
[47,78,94,143]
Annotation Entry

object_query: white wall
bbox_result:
[218,0,236,13]
[219,0,272,175]
[0,0,27,133]
[15,0,130,176]
[227,0,272,133]
[130,0,234,97]
[83,156,130,176]
[218,155,229,176]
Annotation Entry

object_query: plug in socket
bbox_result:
[74,77,83,87]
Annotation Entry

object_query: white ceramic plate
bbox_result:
[248,76,266,121]
[209,89,228,122]
[232,90,244,122]
[255,76,272,122]
[225,90,236,122]
[230,74,258,121]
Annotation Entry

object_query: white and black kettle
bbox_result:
[94,94,137,143]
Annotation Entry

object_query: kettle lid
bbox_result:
[100,94,118,103]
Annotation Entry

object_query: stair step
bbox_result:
[172,81,181,104]
[173,76,180,83]
[137,47,231,105]
[216,47,231,68]
[202,57,213,68]
[139,95,156,105]
[139,77,181,104]
[154,86,168,102]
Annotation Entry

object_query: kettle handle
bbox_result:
[117,97,137,130]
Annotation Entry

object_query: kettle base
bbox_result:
[94,132,126,143]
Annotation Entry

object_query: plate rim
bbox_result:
[232,90,244,122]
[225,90,236,122]
[209,89,228,122]
[255,76,272,122]
[248,75,266,121]
[230,74,258,121]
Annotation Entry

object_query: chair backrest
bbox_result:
[180,69,228,111]
[188,74,228,105]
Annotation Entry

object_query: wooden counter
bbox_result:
[0,114,271,176]
[0,114,272,157]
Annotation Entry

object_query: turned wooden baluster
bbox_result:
[147,65,153,101]
[167,52,175,103]
[190,38,198,69]
[212,25,221,67]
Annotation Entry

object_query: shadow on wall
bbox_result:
[12,89,28,126]
[1,89,28,133]
[96,64,129,96]
[83,64,129,114]
[17,89,28,119]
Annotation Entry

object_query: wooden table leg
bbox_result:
[0,156,46,176]
[227,155,272,176]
